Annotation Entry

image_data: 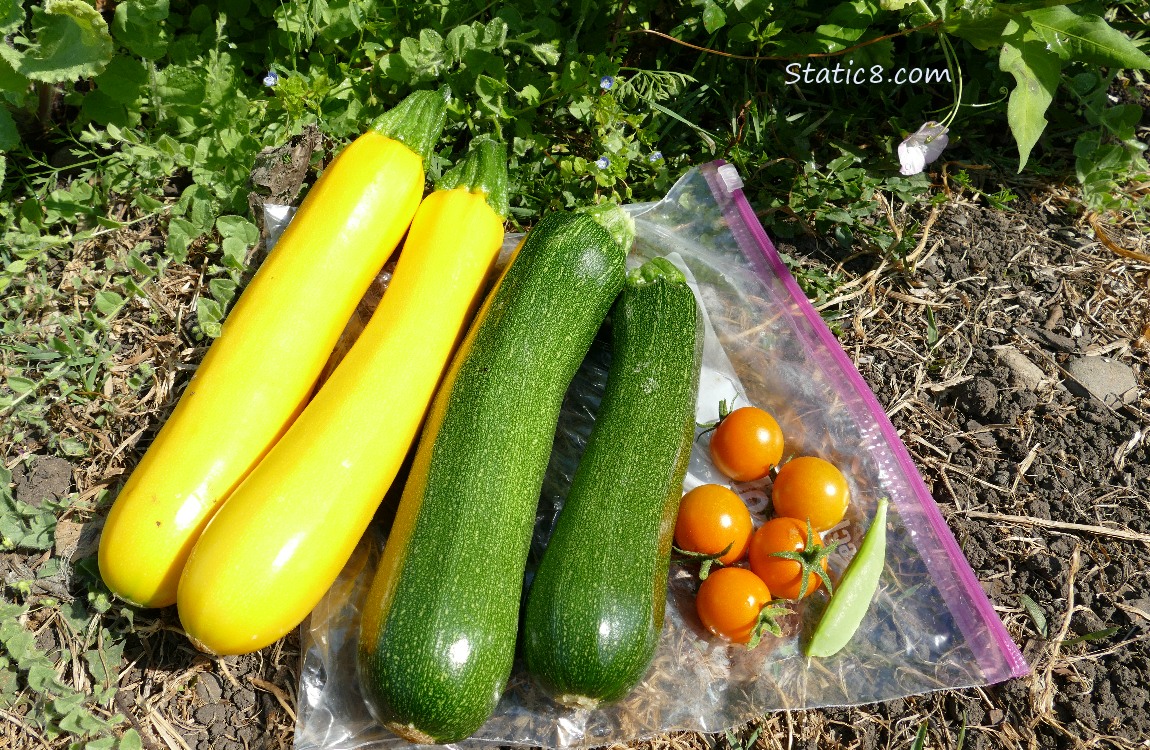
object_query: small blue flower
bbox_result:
[648,151,663,163]
[595,156,610,169]
[599,75,615,91]
[263,71,279,87]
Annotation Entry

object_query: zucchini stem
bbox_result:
[370,89,449,162]
[436,137,510,218]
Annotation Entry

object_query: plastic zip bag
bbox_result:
[293,161,1028,750]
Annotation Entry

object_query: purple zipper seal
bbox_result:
[701,161,1029,682]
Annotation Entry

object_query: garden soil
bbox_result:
[3,180,1148,750]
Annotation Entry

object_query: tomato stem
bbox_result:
[672,542,734,580]
[695,397,738,438]
[747,601,792,649]
[770,520,839,600]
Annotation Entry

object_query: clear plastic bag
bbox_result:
[293,162,1028,750]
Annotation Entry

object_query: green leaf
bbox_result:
[119,730,144,750]
[1024,6,1150,69]
[999,37,1060,171]
[83,637,124,687]
[156,65,206,109]
[93,290,126,316]
[445,24,476,63]
[81,89,129,127]
[196,298,224,338]
[215,215,258,244]
[113,0,170,59]
[0,53,29,94]
[209,278,237,306]
[702,1,727,33]
[475,74,508,116]
[530,41,560,66]
[166,217,198,262]
[815,0,880,53]
[0,0,22,36]
[0,107,17,151]
[946,10,1012,49]
[220,237,248,267]
[94,56,148,104]
[1019,593,1048,637]
[5,0,114,83]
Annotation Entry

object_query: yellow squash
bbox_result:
[97,91,448,608]
[176,139,510,655]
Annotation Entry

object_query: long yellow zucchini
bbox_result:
[97,91,448,609]
[176,139,510,655]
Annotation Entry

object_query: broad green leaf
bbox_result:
[0,0,21,36]
[156,65,206,108]
[0,154,6,187]
[530,41,560,66]
[113,0,170,59]
[946,10,1012,50]
[197,298,224,338]
[5,374,35,393]
[0,107,16,151]
[166,217,198,261]
[93,290,125,316]
[209,278,237,306]
[1024,6,1150,69]
[445,24,476,63]
[9,0,114,83]
[119,730,144,750]
[730,23,756,43]
[999,38,1060,171]
[815,0,880,52]
[95,56,148,104]
[703,1,727,33]
[216,215,259,244]
[0,53,29,94]
[220,237,248,267]
[81,89,129,127]
[517,83,541,107]
[479,18,507,50]
[475,74,508,115]
[83,637,124,687]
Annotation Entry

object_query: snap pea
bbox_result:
[805,497,889,658]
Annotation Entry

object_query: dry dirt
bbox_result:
[2,175,1149,750]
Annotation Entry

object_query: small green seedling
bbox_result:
[805,497,889,658]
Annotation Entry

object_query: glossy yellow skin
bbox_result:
[98,132,424,608]
[176,187,506,655]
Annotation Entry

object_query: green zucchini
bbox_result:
[523,256,702,707]
[356,207,632,744]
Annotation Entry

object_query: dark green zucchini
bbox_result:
[356,207,631,744]
[522,256,702,707]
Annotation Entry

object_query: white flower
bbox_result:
[898,121,949,176]
[263,71,279,87]
[595,156,610,169]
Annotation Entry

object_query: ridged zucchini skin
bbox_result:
[523,257,701,707]
[357,209,630,745]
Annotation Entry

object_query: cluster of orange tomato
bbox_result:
[674,405,851,645]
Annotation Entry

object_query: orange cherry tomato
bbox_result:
[695,567,773,644]
[748,517,828,600]
[771,456,851,532]
[674,484,753,565]
[709,406,784,483]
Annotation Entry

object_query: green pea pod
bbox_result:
[805,498,889,658]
